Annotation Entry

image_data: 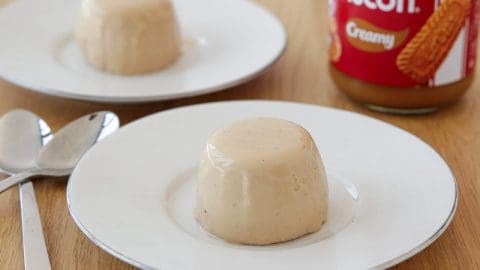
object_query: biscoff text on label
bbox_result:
[347,0,418,14]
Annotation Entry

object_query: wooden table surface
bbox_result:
[1,0,479,269]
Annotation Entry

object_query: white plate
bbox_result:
[67,101,457,270]
[0,0,286,103]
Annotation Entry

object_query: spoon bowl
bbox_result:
[0,109,52,174]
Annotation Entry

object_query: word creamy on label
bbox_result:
[347,0,418,14]
[346,21,395,49]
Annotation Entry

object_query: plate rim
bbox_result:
[0,0,287,104]
[66,100,458,269]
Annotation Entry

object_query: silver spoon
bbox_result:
[0,109,53,270]
[0,111,119,193]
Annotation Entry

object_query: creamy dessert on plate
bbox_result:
[195,117,328,245]
[76,0,182,75]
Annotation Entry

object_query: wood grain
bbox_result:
[1,0,479,269]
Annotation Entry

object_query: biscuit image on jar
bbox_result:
[329,16,342,62]
[396,0,471,84]
[329,34,342,62]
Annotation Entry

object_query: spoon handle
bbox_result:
[0,171,35,193]
[19,181,52,270]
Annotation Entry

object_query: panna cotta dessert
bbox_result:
[195,118,328,245]
[76,0,182,75]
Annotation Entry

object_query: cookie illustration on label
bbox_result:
[329,34,342,62]
[397,0,471,83]
[329,16,342,62]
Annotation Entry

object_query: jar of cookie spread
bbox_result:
[328,0,479,114]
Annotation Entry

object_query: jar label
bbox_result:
[329,0,479,87]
